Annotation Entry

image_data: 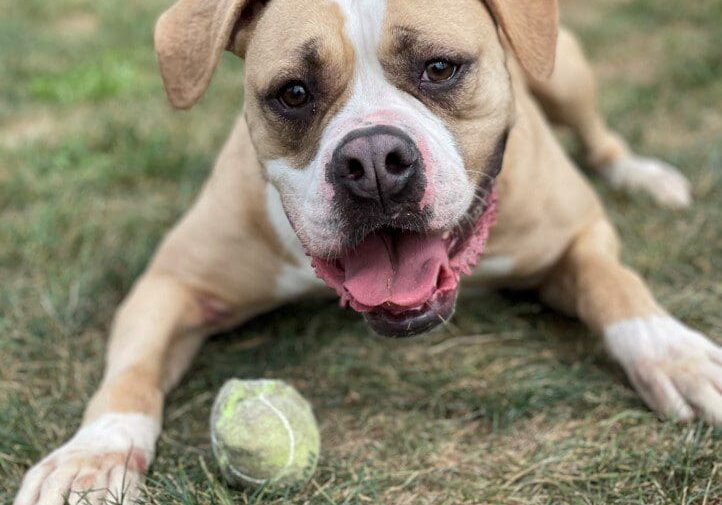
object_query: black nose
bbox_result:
[332,126,421,208]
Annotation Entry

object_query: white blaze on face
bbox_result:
[266,183,325,298]
[265,0,473,257]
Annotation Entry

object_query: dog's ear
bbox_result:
[484,0,559,80]
[154,0,268,109]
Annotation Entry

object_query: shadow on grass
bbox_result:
[170,289,634,435]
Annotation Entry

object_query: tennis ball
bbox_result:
[210,379,320,490]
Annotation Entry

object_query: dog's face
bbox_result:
[244,0,512,250]
[155,0,558,337]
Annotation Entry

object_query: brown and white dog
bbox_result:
[15,0,722,503]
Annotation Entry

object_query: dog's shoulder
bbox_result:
[482,59,605,279]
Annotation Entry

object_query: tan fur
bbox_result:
[243,0,355,168]
[477,65,604,283]
[539,219,663,334]
[155,0,267,109]
[381,0,514,185]
[485,0,559,79]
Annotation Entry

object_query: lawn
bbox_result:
[1,0,721,503]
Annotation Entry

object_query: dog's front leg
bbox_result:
[13,274,230,504]
[12,116,299,503]
[539,219,722,424]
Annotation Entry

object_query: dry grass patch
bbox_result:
[0,113,58,149]
[51,12,99,38]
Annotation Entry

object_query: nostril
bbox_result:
[346,159,365,180]
[385,151,412,175]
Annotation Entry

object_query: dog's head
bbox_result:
[155,0,558,337]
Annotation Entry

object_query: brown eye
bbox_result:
[422,60,457,83]
[279,82,309,108]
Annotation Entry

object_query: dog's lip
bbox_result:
[310,186,498,336]
[363,290,457,338]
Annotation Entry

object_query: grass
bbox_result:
[1,0,721,503]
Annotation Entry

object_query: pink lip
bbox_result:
[310,188,499,325]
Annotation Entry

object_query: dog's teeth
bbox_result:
[442,231,451,240]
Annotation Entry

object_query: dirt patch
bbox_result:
[646,106,722,151]
[0,108,92,149]
[52,12,99,38]
[0,113,57,149]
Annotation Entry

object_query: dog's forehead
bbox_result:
[332,0,386,48]
[245,0,349,90]
[247,0,494,73]
[332,0,493,58]
[246,0,504,172]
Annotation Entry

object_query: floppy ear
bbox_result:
[154,0,268,109]
[484,0,559,80]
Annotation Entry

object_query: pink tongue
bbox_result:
[311,188,498,315]
[342,232,453,311]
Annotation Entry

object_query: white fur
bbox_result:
[604,316,722,424]
[50,413,159,457]
[264,0,472,256]
[14,413,159,505]
[602,155,692,209]
[266,183,324,299]
[475,255,516,277]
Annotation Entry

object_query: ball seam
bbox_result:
[259,394,296,478]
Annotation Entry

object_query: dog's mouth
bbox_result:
[311,188,498,338]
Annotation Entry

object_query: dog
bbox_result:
[14,0,722,503]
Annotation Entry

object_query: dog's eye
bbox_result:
[422,60,457,83]
[278,82,309,108]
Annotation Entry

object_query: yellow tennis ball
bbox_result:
[210,379,320,490]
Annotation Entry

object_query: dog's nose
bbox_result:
[332,126,420,207]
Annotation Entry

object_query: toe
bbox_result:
[38,463,80,505]
[708,346,722,366]
[656,182,691,209]
[86,464,116,505]
[14,462,55,505]
[630,367,695,422]
[676,379,722,426]
[709,366,722,395]
[67,459,106,505]
[68,470,107,505]
[107,466,142,504]
[70,471,96,491]
[649,163,692,209]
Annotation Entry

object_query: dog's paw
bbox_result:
[604,316,722,424]
[601,155,692,209]
[14,414,159,505]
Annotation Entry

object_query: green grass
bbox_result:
[1,0,721,503]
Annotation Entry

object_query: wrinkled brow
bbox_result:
[390,25,423,49]
[387,25,476,64]
[260,37,325,95]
